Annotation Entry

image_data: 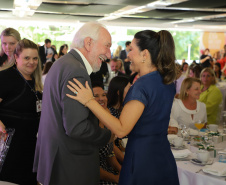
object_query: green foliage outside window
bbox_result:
[0,26,201,61]
[127,29,201,61]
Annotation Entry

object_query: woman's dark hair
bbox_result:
[58,45,66,57]
[134,30,176,84]
[91,81,104,89]
[189,64,202,78]
[43,62,53,75]
[181,62,188,71]
[107,76,129,111]
[214,62,222,78]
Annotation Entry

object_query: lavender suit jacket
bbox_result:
[33,49,111,185]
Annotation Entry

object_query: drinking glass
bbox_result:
[194,120,205,136]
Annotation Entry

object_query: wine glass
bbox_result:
[181,125,189,140]
[194,120,205,136]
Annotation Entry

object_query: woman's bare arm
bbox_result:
[67,79,145,138]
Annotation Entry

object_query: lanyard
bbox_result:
[15,68,40,101]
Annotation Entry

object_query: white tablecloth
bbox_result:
[176,141,226,185]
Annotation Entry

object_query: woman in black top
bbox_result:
[200,48,212,68]
[0,39,43,184]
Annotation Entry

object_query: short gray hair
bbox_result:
[71,22,106,49]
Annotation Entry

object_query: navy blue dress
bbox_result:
[119,71,179,185]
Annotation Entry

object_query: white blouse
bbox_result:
[169,98,207,129]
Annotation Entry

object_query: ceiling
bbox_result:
[0,0,226,31]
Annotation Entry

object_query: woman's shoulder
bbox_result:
[172,98,182,108]
[197,100,206,108]
[135,71,161,87]
[209,84,222,93]
[0,65,15,76]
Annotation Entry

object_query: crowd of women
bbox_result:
[168,55,224,134]
[0,25,224,185]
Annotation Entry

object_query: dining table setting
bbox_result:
[168,123,226,185]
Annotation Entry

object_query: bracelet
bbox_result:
[84,97,95,107]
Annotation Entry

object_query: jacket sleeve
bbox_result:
[61,72,111,147]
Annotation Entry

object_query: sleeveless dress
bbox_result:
[118,71,179,185]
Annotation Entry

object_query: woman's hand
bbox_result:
[168,126,178,134]
[66,78,94,106]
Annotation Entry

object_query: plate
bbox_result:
[190,158,214,166]
[202,169,226,177]
[174,154,189,159]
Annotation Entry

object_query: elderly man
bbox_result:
[33,22,112,185]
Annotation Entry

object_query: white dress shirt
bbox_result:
[74,48,93,75]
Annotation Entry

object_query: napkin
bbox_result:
[121,138,128,148]
[167,134,178,143]
[172,149,191,158]
[189,128,198,136]
[203,162,226,176]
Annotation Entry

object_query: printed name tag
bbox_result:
[36,100,42,112]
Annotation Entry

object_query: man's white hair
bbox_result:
[71,22,106,49]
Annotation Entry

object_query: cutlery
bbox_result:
[195,169,202,173]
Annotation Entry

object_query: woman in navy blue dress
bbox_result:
[67,30,179,185]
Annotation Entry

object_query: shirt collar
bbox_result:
[73,48,93,75]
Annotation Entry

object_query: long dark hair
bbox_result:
[214,62,222,78]
[58,45,65,57]
[43,62,53,75]
[134,30,176,84]
[189,64,202,78]
[107,76,129,111]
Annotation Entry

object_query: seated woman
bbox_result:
[188,63,202,78]
[199,67,223,125]
[42,61,53,85]
[214,62,222,81]
[107,76,130,154]
[168,78,207,134]
[92,81,121,184]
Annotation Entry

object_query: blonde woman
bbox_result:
[113,45,122,59]
[117,58,125,74]
[0,38,43,184]
[0,28,21,71]
[168,78,207,134]
[199,67,222,124]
